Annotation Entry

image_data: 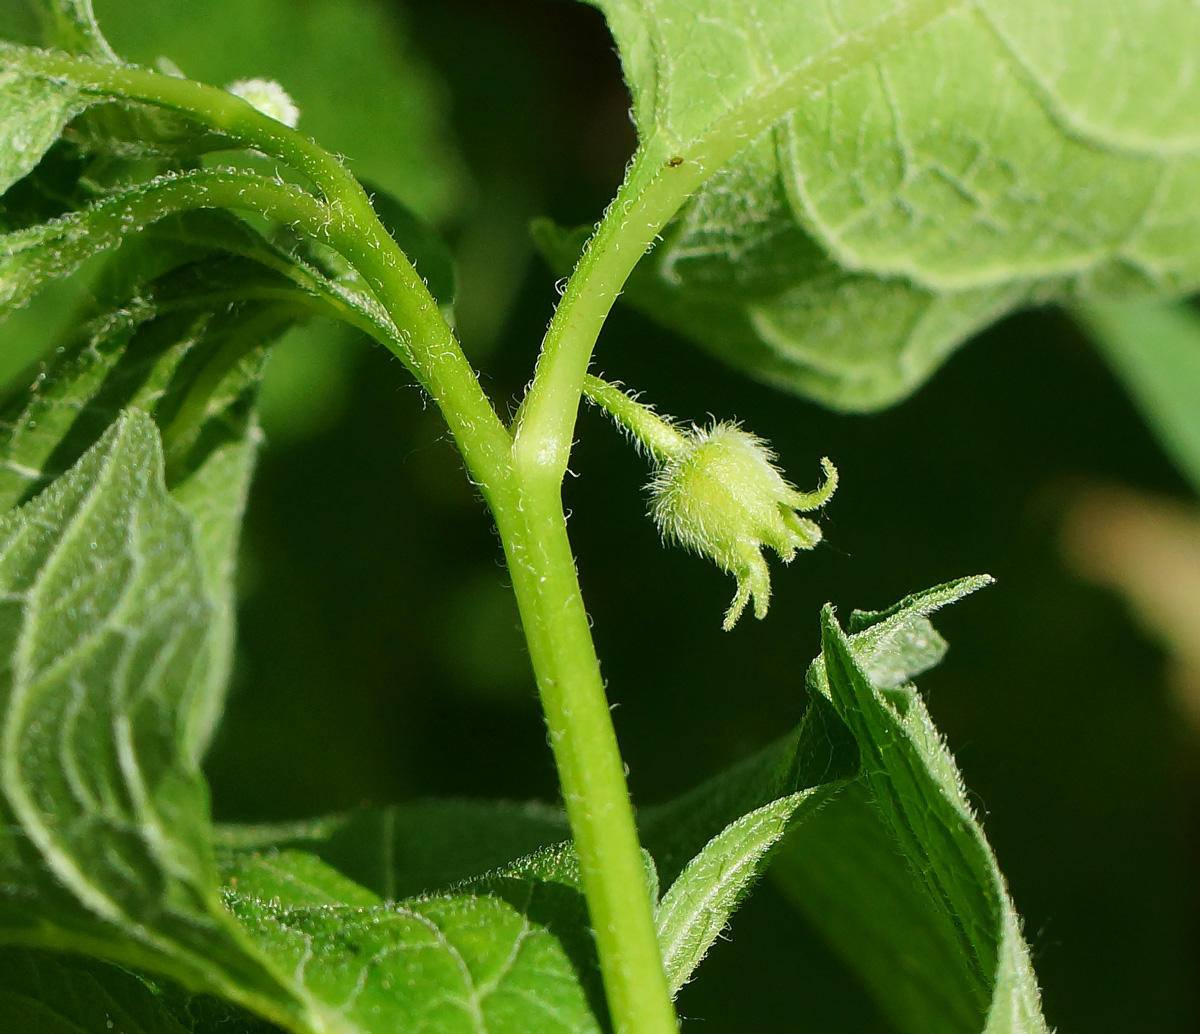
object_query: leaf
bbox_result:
[28,0,117,57]
[0,43,87,196]
[216,799,573,902]
[653,791,812,998]
[0,410,297,1017]
[0,946,192,1033]
[0,0,116,56]
[773,782,985,1034]
[221,848,606,1034]
[0,210,330,744]
[795,583,1049,1032]
[1075,301,1200,495]
[93,0,468,223]
[588,0,1200,411]
[0,419,609,1032]
[0,169,414,375]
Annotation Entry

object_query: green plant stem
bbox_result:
[583,374,688,464]
[514,154,702,486]
[493,488,679,1034]
[20,50,689,1033]
[499,158,714,1034]
[16,49,514,500]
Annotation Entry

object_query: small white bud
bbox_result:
[225,78,301,128]
[648,423,837,631]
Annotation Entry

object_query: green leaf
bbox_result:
[0,43,87,196]
[93,0,468,223]
[32,0,117,57]
[0,410,295,1014]
[0,416,609,1031]
[589,0,1200,410]
[1,172,291,319]
[638,688,856,887]
[221,848,606,1034]
[653,791,813,998]
[1075,300,1200,496]
[795,583,1049,1032]
[0,216,362,748]
[0,947,192,1033]
[773,781,984,1034]
[215,799,573,901]
[0,170,408,370]
[0,0,115,56]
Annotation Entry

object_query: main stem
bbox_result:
[494,492,678,1034]
[500,155,703,1034]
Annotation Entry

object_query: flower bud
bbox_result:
[225,78,301,128]
[648,423,837,630]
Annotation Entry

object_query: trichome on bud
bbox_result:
[648,422,837,630]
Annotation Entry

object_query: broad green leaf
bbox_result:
[801,585,1049,1032]
[0,420,609,1032]
[0,43,86,196]
[0,946,192,1033]
[654,791,812,998]
[773,781,983,1034]
[1075,301,1200,496]
[639,577,993,1005]
[588,0,1200,411]
[94,0,468,223]
[0,410,295,1018]
[222,848,606,1034]
[0,211,320,746]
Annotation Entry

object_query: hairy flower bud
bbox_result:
[648,423,837,630]
[225,78,301,128]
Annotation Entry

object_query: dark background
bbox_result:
[113,1,1198,1029]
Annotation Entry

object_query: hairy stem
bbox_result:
[494,486,680,1034]
[513,153,702,487]
[498,158,711,1034]
[583,374,689,464]
[15,50,514,500]
[21,50,695,1033]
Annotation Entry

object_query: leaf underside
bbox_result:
[587,0,1200,411]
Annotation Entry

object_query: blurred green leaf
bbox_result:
[26,0,116,57]
[1075,301,1200,496]
[589,0,1200,411]
[93,0,468,223]
[0,43,87,195]
[0,947,192,1033]
[221,848,606,1034]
